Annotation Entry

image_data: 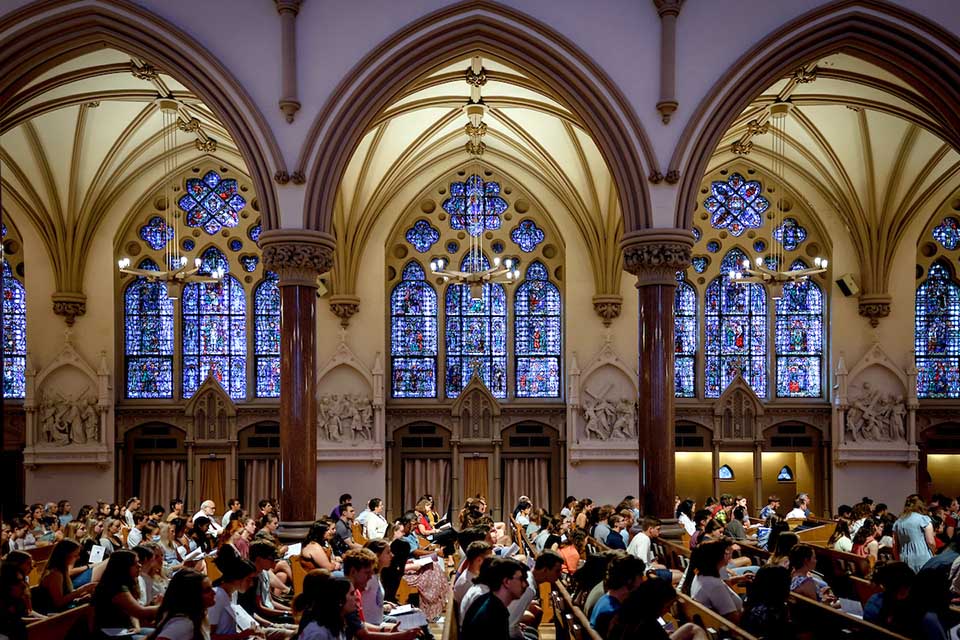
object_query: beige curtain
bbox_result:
[463,458,489,503]
[502,458,549,514]
[242,458,279,512]
[198,458,226,512]
[138,460,185,512]
[402,458,450,515]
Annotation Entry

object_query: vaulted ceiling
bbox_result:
[331,55,623,298]
[0,47,244,299]
[710,52,960,297]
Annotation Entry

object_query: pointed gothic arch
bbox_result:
[296,0,656,235]
[0,0,283,230]
[671,0,960,231]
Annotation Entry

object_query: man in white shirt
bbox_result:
[123,496,141,528]
[786,493,810,519]
[454,541,493,605]
[193,499,222,535]
[359,498,389,540]
[221,498,242,528]
[126,512,149,548]
[626,516,681,585]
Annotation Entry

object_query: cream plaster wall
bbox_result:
[832,463,917,511]
[566,461,639,508]
[316,463,385,519]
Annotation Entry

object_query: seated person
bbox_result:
[32,539,96,614]
[248,540,294,623]
[682,539,745,624]
[92,550,159,636]
[589,554,645,638]
[454,541,493,605]
[299,520,342,572]
[604,515,627,550]
[626,517,681,585]
[607,577,708,640]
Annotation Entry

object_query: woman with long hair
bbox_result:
[102,518,124,555]
[573,499,593,531]
[147,569,215,640]
[379,539,411,604]
[156,523,182,571]
[675,499,697,536]
[766,532,799,569]
[851,520,879,560]
[892,494,936,572]
[296,574,355,640]
[741,565,794,639]
[362,539,392,626]
[300,520,341,572]
[827,519,853,553]
[413,497,456,558]
[788,544,838,607]
[92,549,160,635]
[557,529,585,575]
[681,539,744,623]
[33,539,96,613]
[607,577,707,640]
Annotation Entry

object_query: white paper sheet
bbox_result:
[88,544,105,564]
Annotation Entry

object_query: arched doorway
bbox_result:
[123,422,187,512]
[237,421,280,514]
[390,422,452,520]
[500,421,561,514]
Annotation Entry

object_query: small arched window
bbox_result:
[124,258,174,398]
[775,260,823,398]
[254,272,280,398]
[2,258,27,399]
[390,262,438,398]
[704,248,767,398]
[718,464,735,480]
[915,261,960,398]
[514,261,561,398]
[182,247,247,400]
[674,272,697,398]
[445,251,507,399]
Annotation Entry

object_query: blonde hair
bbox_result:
[899,494,928,518]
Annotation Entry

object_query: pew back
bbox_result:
[674,593,760,640]
[26,603,91,640]
[787,592,910,639]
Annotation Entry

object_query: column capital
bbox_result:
[260,229,335,287]
[621,228,694,286]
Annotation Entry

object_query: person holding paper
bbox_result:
[341,548,421,640]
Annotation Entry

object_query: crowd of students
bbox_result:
[2,488,958,640]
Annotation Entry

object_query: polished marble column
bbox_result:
[261,229,335,538]
[622,229,693,518]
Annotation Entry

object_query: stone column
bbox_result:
[261,230,335,538]
[622,229,693,518]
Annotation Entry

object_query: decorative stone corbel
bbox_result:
[275,0,303,123]
[260,229,335,287]
[329,294,361,327]
[591,294,623,326]
[51,292,87,326]
[653,0,685,124]
[857,293,891,327]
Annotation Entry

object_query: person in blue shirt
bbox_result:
[589,553,645,638]
[759,495,780,521]
[604,515,627,550]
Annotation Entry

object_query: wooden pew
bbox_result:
[812,545,873,579]
[734,541,771,567]
[289,555,307,595]
[440,572,458,640]
[653,537,691,571]
[352,522,368,546]
[673,593,759,640]
[553,581,602,640]
[795,522,837,546]
[27,603,92,640]
[849,575,882,606]
[26,546,54,564]
[787,592,910,639]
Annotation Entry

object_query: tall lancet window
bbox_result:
[182,247,247,399]
[514,261,561,398]
[2,258,27,399]
[775,260,823,397]
[124,258,175,398]
[390,262,438,398]
[674,272,697,398]
[445,251,507,399]
[254,272,281,398]
[915,261,960,398]
[704,248,767,398]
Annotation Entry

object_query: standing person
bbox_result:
[147,569,215,640]
[461,558,529,640]
[893,494,936,573]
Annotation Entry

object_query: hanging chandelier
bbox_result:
[118,98,222,298]
[429,56,520,299]
[731,101,827,299]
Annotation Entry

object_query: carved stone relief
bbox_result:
[582,392,636,440]
[318,394,374,441]
[37,388,100,445]
[844,382,906,443]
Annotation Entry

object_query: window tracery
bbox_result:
[674,272,697,398]
[390,262,438,398]
[915,262,960,398]
[2,258,26,399]
[775,260,823,398]
[514,262,561,398]
[178,170,246,235]
[254,272,281,398]
[124,258,175,398]
[703,173,769,236]
[442,175,508,236]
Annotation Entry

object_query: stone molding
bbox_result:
[51,291,87,326]
[259,229,335,287]
[329,295,361,327]
[621,229,694,286]
[857,293,892,327]
[591,294,622,326]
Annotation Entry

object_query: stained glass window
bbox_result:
[915,262,960,398]
[704,248,767,398]
[124,258,174,398]
[183,238,195,251]
[511,220,545,253]
[442,175,508,236]
[692,257,708,273]
[718,465,734,480]
[254,272,281,398]
[514,262,561,397]
[933,217,960,251]
[704,173,769,236]
[777,466,794,481]
[182,247,247,399]
[178,170,246,235]
[674,275,697,398]
[692,227,702,241]
[706,241,720,253]
[775,260,823,398]
[2,259,27,399]
[446,241,459,254]
[491,241,504,254]
[248,223,262,244]
[240,256,259,272]
[773,218,807,251]
[405,220,440,253]
[753,240,767,253]
[229,239,243,251]
[391,262,438,398]
[139,216,174,250]
[445,252,507,398]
